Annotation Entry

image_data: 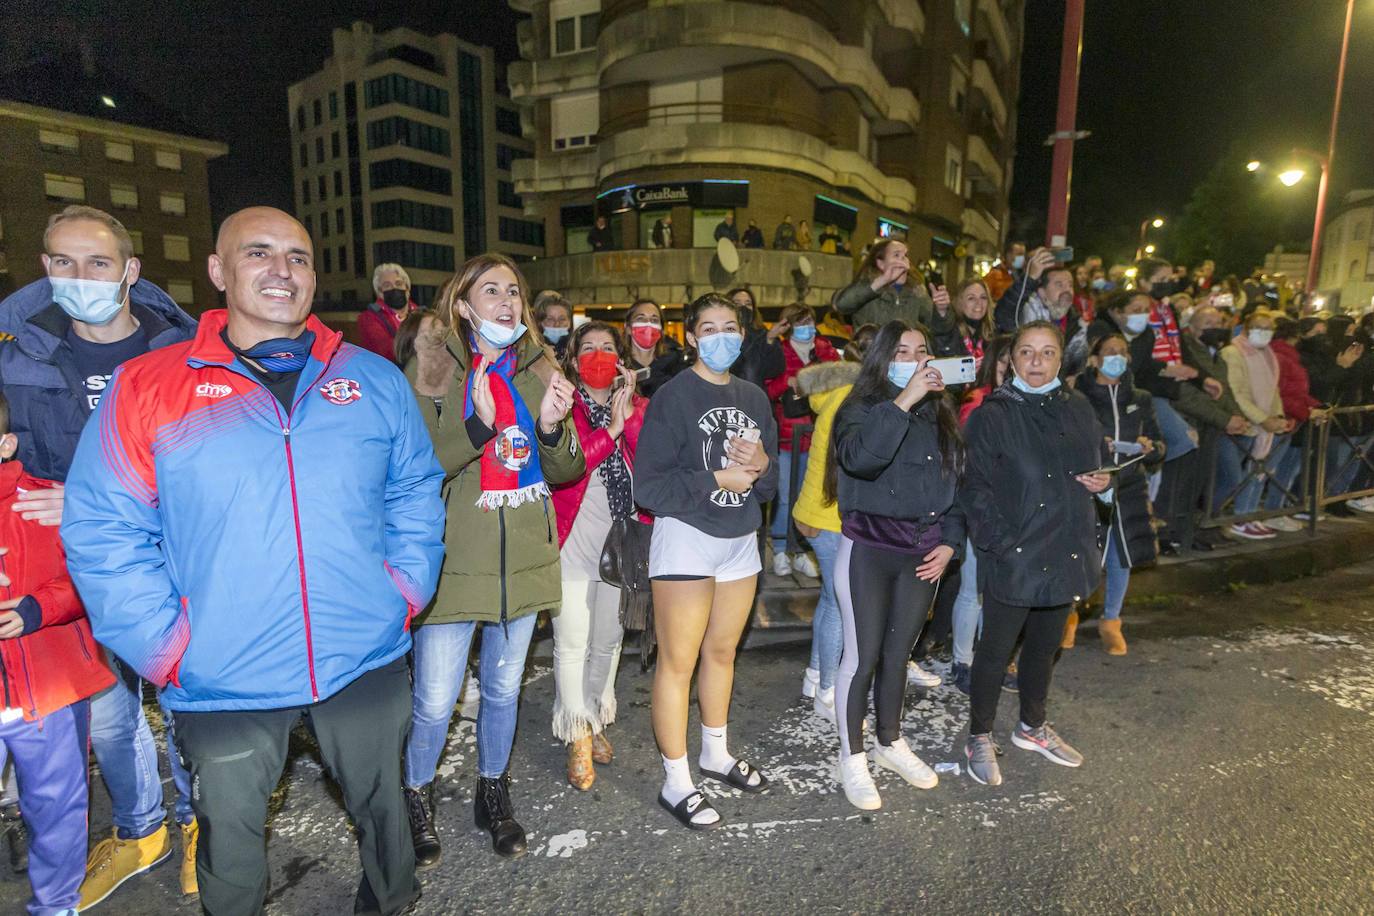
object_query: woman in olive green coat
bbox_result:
[402,253,584,864]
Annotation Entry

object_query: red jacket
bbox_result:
[551,390,651,547]
[0,462,113,720]
[766,337,840,451]
[1272,338,1320,423]
[959,385,991,427]
[356,300,414,363]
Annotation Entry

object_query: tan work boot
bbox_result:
[1099,618,1128,655]
[567,736,595,790]
[79,825,173,910]
[1061,610,1079,649]
[180,819,199,896]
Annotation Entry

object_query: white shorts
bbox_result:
[649,516,762,583]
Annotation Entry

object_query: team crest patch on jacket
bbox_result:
[319,377,362,405]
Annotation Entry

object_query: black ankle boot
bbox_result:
[474,773,526,859]
[404,785,442,867]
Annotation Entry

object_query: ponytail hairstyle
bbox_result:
[822,320,965,507]
[683,292,741,363]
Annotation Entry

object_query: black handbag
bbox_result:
[599,517,656,668]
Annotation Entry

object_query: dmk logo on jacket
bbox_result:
[697,406,760,508]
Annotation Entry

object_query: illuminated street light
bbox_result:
[1144,244,1156,254]
[1278,168,1307,187]
[1151,217,1165,229]
[1246,160,1262,172]
[1125,267,1139,279]
[1137,215,1165,260]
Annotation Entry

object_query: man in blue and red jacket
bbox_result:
[61,207,446,916]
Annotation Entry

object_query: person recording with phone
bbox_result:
[826,321,965,810]
[960,322,1109,787]
[993,248,1076,333]
[933,278,995,371]
[1075,333,1162,656]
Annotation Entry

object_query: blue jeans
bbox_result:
[90,658,193,838]
[951,539,982,666]
[1328,432,1374,496]
[806,529,843,691]
[1103,529,1130,620]
[1263,434,1303,510]
[1213,434,1263,516]
[1153,397,1198,461]
[770,450,809,552]
[406,615,537,785]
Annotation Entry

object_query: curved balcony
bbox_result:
[599,100,839,148]
[961,206,1000,247]
[875,0,926,41]
[965,134,1004,192]
[512,147,598,195]
[598,1,921,133]
[970,58,1007,128]
[507,50,598,102]
[596,119,916,212]
[978,0,1014,65]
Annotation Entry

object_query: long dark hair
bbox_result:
[822,320,965,507]
[683,292,741,362]
[393,308,436,368]
[971,333,1012,391]
[621,298,671,359]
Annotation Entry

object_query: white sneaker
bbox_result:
[871,737,939,789]
[813,686,836,725]
[839,752,882,810]
[772,550,793,577]
[1349,496,1374,513]
[906,661,942,688]
[801,667,819,699]
[791,552,820,578]
[1266,515,1302,532]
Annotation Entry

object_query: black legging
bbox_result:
[968,595,1071,736]
[834,537,939,757]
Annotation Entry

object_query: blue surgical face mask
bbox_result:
[1011,373,1062,395]
[1090,277,1109,291]
[1012,255,1026,270]
[1100,354,1129,379]
[887,360,918,388]
[50,260,131,326]
[1124,313,1150,335]
[477,318,527,349]
[790,324,817,343]
[696,331,743,373]
[543,326,569,344]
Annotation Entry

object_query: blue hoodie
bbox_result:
[0,277,196,481]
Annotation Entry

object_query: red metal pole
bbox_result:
[1308,0,1355,293]
[1045,0,1086,246]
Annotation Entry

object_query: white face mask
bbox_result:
[1247,329,1274,348]
[50,260,131,325]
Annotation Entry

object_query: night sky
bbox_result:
[5,0,1372,266]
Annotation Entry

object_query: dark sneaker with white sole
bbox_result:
[1011,722,1083,767]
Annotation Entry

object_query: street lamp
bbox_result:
[1278,168,1307,187]
[1144,244,1157,255]
[1151,217,1164,229]
[1246,160,1262,173]
[1136,216,1165,261]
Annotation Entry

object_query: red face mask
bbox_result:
[578,350,620,389]
[630,323,662,350]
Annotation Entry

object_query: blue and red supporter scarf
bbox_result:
[463,345,548,510]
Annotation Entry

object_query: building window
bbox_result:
[495,144,529,171]
[302,178,311,205]
[322,216,330,238]
[336,208,345,234]
[945,144,963,194]
[163,234,191,261]
[498,217,545,248]
[109,183,139,210]
[315,137,325,164]
[647,75,723,126]
[955,0,971,36]
[458,51,487,257]
[317,174,327,200]
[363,73,449,116]
[165,280,194,305]
[373,240,456,272]
[498,180,523,209]
[329,91,339,120]
[334,171,343,197]
[299,143,308,168]
[950,67,967,113]
[372,199,455,233]
[323,248,332,273]
[105,140,135,162]
[331,132,341,158]
[44,173,85,202]
[550,0,600,55]
[313,99,323,126]
[495,106,522,139]
[338,245,347,273]
[551,91,598,151]
[160,190,186,215]
[369,159,453,195]
[155,149,182,171]
[38,128,80,154]
[129,230,144,255]
[304,215,313,237]
[366,116,452,156]
[296,105,306,131]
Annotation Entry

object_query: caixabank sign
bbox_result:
[598,179,750,213]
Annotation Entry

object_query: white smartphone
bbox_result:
[738,427,762,444]
[927,356,977,386]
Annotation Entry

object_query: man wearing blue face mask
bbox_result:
[0,205,199,905]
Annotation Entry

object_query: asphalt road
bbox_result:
[6,561,1374,914]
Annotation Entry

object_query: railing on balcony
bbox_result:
[969,107,1004,153]
[599,101,839,147]
[602,0,848,38]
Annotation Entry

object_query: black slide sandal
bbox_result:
[658,790,724,831]
[699,759,769,794]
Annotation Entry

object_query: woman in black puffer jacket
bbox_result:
[1076,332,1162,657]
[959,321,1109,788]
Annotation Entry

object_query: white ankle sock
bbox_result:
[699,723,735,774]
[661,754,695,805]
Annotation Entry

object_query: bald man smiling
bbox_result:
[61,207,446,916]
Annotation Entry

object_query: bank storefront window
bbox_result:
[693,209,733,248]
[597,180,749,250]
[814,195,858,255]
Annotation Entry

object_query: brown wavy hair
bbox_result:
[435,252,542,361]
